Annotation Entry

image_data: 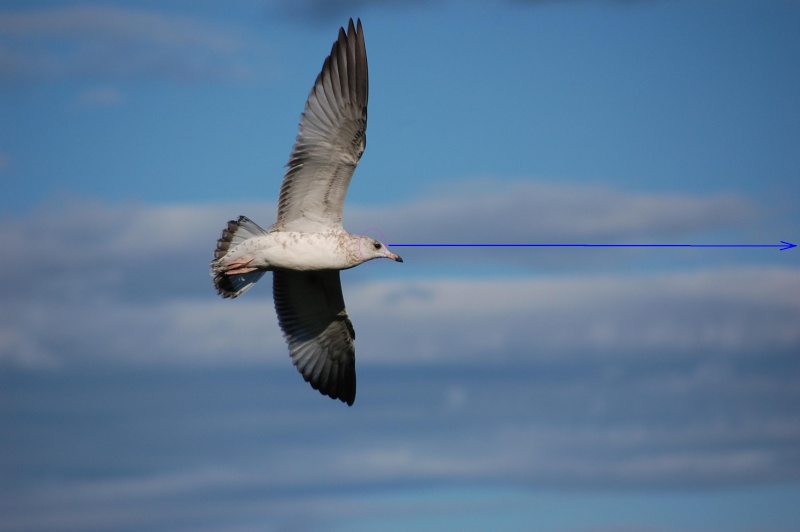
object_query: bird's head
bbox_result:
[357,236,403,264]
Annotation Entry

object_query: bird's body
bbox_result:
[215,228,370,273]
[210,19,401,406]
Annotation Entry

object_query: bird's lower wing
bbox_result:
[272,269,356,405]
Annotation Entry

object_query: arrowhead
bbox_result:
[780,240,797,251]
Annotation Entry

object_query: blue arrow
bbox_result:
[388,240,796,251]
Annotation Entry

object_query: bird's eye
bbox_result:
[373,242,382,250]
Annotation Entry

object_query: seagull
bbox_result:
[210,19,402,406]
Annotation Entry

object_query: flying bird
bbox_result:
[211,19,402,406]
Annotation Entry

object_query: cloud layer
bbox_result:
[0,180,775,369]
[0,5,256,83]
[1,182,798,530]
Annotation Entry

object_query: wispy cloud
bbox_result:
[0,180,757,301]
[355,179,757,244]
[0,183,788,370]
[0,5,239,49]
[0,5,257,83]
[4,260,797,369]
[2,361,798,529]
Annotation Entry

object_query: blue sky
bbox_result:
[1,1,799,531]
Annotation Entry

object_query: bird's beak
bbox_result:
[387,252,403,263]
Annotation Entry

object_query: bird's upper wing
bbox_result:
[276,18,368,232]
[273,269,356,405]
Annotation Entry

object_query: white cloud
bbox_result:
[350,179,757,245]
[0,5,259,83]
[0,188,794,370]
[4,265,796,369]
[348,267,800,365]
[0,179,758,302]
[0,6,239,50]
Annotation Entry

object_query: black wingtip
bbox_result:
[321,364,356,406]
[306,372,356,406]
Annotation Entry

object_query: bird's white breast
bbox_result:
[241,231,358,271]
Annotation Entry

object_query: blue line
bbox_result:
[388,241,797,251]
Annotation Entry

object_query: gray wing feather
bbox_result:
[273,269,356,405]
[277,18,368,232]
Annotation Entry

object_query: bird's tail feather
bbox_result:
[211,216,269,299]
[214,270,266,299]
